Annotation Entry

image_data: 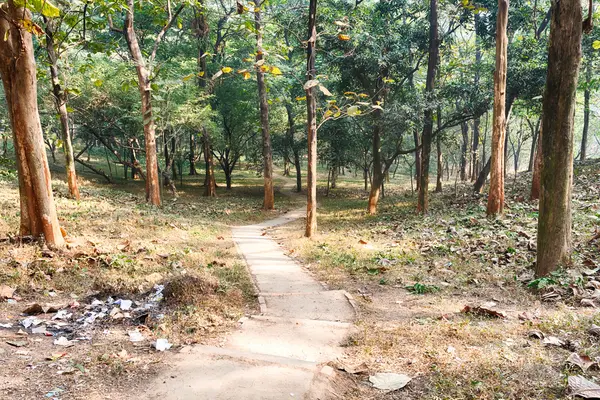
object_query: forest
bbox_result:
[0,0,599,399]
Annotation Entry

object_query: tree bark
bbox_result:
[189,133,197,175]
[417,0,438,214]
[536,0,582,277]
[124,0,161,206]
[368,121,383,215]
[305,0,318,237]
[486,0,509,217]
[413,128,421,191]
[202,127,216,197]
[472,13,482,181]
[581,60,591,161]
[531,123,542,200]
[0,3,64,246]
[255,9,274,210]
[460,121,469,181]
[45,20,80,201]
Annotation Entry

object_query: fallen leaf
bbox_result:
[369,372,411,391]
[568,375,600,398]
[589,324,600,337]
[340,362,368,374]
[567,353,596,372]
[462,302,507,319]
[0,285,15,299]
[359,239,368,245]
[543,336,565,347]
[6,340,27,347]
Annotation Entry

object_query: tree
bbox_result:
[255,6,275,210]
[486,0,508,217]
[417,0,439,214]
[115,0,186,206]
[305,0,318,237]
[0,1,64,246]
[580,60,591,161]
[43,9,80,200]
[536,1,583,277]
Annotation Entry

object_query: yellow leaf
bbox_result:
[182,73,195,82]
[260,65,269,72]
[593,40,600,50]
[243,71,252,80]
[296,96,307,101]
[338,34,350,41]
[347,105,361,116]
[324,110,333,119]
[243,57,253,62]
[270,66,283,75]
[344,91,357,96]
[198,71,205,77]
[358,93,369,98]
[221,67,233,74]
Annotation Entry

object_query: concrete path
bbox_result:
[148,206,356,399]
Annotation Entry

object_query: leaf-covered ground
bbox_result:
[0,160,301,399]
[272,161,600,399]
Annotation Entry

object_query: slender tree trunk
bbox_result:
[531,123,542,200]
[460,121,469,181]
[472,14,482,181]
[417,0,438,214]
[255,10,274,210]
[581,61,591,161]
[189,133,197,175]
[286,103,301,192]
[45,21,80,201]
[225,168,232,189]
[486,0,509,217]
[0,3,64,246]
[413,128,421,191]
[536,0,582,277]
[305,0,318,237]
[202,127,216,197]
[124,2,161,206]
[528,118,540,172]
[436,134,443,193]
[368,122,383,215]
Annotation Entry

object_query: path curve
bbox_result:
[148,207,356,399]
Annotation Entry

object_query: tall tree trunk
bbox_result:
[255,9,274,210]
[472,13,482,181]
[124,1,161,206]
[531,122,542,200]
[527,118,540,172]
[536,0,582,277]
[486,0,509,217]
[436,135,443,192]
[45,21,80,201]
[417,0,438,214]
[413,128,421,191]
[286,103,302,192]
[0,3,64,246]
[305,0,318,237]
[189,133,197,175]
[368,121,383,215]
[460,121,469,181]
[581,60,591,161]
[202,127,216,197]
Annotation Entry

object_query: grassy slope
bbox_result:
[272,161,600,399]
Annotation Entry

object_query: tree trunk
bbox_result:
[472,14,482,181]
[417,0,438,214]
[436,134,443,193]
[581,60,591,161]
[536,0,582,277]
[305,0,318,237]
[528,118,540,172]
[368,122,383,215]
[189,133,197,175]
[45,21,80,201]
[0,3,64,246]
[460,121,469,181]
[225,168,232,189]
[531,122,542,200]
[124,1,161,206]
[486,0,509,217]
[202,127,216,197]
[413,128,421,191]
[255,10,274,210]
[286,103,301,192]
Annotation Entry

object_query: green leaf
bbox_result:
[14,0,60,18]
[347,105,361,116]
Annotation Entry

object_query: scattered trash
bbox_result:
[54,337,75,347]
[6,340,27,347]
[528,330,544,339]
[462,302,507,319]
[32,326,48,334]
[567,353,596,372]
[45,387,64,398]
[128,330,144,342]
[568,375,600,398]
[369,372,412,391]
[0,323,13,328]
[0,285,15,299]
[117,299,133,311]
[154,338,172,351]
[581,299,597,307]
[52,310,72,320]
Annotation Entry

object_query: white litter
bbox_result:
[154,338,172,351]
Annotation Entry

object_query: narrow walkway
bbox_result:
[148,208,356,399]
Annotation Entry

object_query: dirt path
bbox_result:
[146,205,356,399]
